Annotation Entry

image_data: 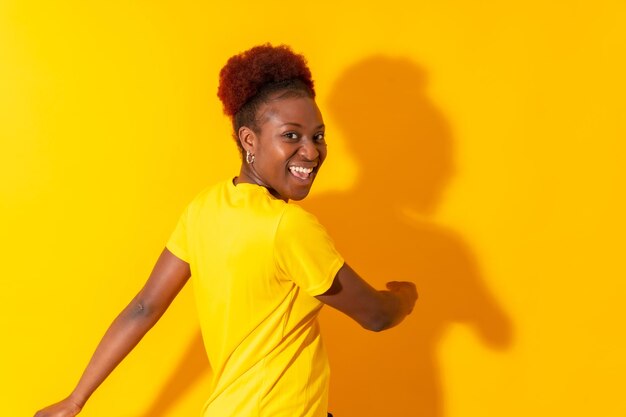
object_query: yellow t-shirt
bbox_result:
[166,179,344,417]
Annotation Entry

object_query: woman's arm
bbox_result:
[34,248,191,417]
[316,263,417,332]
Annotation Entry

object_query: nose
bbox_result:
[299,137,320,161]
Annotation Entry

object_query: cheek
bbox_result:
[319,146,328,161]
[257,145,288,171]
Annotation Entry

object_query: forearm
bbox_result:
[68,298,163,407]
[316,264,418,332]
[34,249,190,417]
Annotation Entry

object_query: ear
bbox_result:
[238,126,257,153]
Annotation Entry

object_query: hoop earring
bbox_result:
[246,150,255,164]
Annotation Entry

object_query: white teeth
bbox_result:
[289,166,313,174]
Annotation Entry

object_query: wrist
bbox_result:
[67,392,87,409]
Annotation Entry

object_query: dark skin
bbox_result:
[236,94,328,202]
[34,91,417,417]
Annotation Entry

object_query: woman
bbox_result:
[34,44,417,417]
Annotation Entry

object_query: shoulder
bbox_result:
[279,203,321,227]
[192,180,227,202]
[183,180,229,211]
[276,203,331,240]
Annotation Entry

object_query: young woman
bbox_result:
[34,44,417,417]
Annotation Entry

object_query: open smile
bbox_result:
[288,164,317,182]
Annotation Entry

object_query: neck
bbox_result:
[235,165,286,202]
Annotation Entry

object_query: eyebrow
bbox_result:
[280,122,325,129]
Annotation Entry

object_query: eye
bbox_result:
[282,132,299,140]
[314,132,326,142]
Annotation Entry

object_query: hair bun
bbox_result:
[217,44,315,117]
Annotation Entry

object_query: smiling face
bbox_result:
[237,93,327,201]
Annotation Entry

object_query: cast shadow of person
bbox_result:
[135,330,210,417]
[300,56,514,417]
[137,56,513,417]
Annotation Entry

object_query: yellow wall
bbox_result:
[2,1,625,416]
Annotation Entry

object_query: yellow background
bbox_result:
[2,1,625,416]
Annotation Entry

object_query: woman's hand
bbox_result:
[385,280,418,314]
[34,397,82,417]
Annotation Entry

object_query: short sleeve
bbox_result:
[166,205,190,263]
[274,205,344,296]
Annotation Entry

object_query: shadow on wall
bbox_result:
[136,331,209,417]
[301,56,514,417]
[137,56,514,417]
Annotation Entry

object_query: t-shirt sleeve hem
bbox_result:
[307,257,345,297]
[166,242,189,263]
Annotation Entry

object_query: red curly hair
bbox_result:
[217,44,316,150]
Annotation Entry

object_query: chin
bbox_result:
[289,194,308,201]
[284,187,312,201]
